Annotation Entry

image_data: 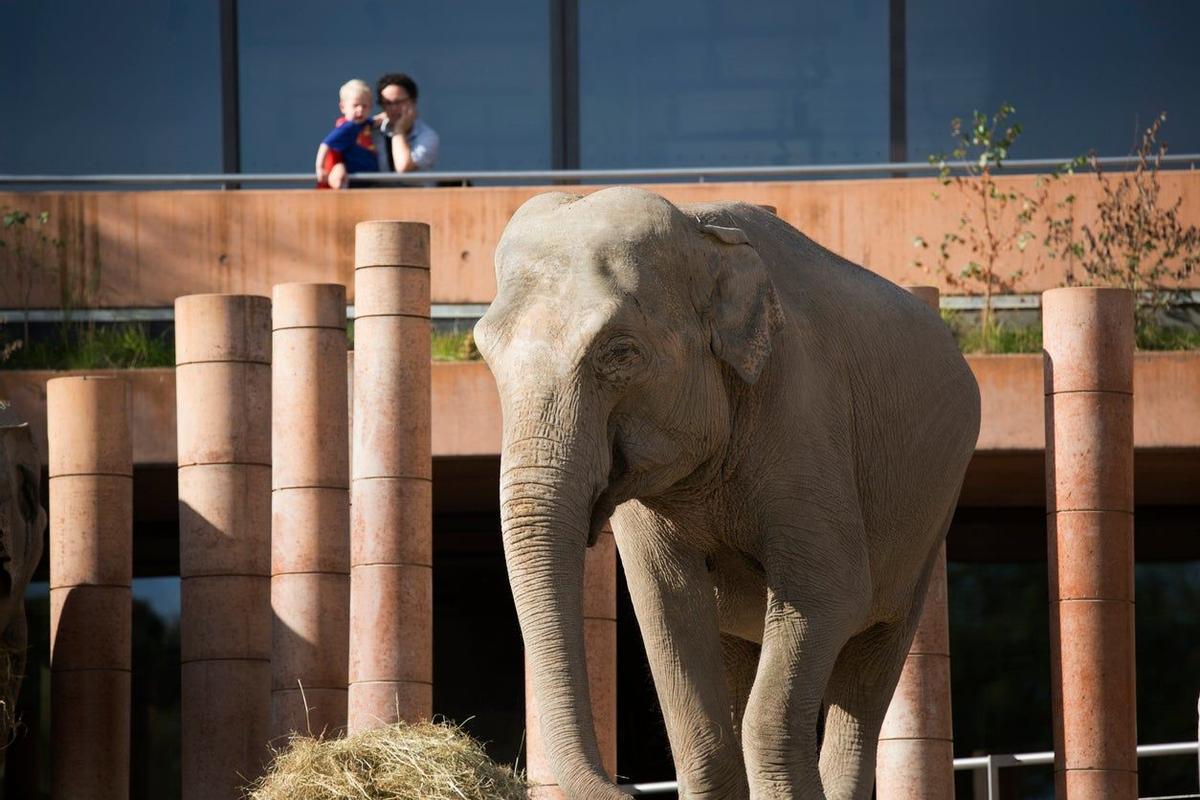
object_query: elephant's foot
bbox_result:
[676,770,749,800]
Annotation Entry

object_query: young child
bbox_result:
[315,79,380,189]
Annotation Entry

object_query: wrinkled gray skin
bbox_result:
[475,187,980,799]
[0,425,46,724]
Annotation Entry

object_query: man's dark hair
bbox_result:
[377,73,419,103]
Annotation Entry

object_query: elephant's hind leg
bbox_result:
[818,618,918,800]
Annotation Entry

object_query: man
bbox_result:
[375,73,439,175]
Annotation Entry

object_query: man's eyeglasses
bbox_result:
[380,97,412,106]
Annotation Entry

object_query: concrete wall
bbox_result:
[3,172,1197,308]
[1,355,1197,507]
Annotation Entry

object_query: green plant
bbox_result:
[1,208,64,346]
[347,323,482,361]
[914,104,1082,347]
[1050,113,1200,328]
[431,329,480,361]
[1134,322,1200,351]
[940,310,1044,354]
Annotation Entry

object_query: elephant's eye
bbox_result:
[593,335,644,382]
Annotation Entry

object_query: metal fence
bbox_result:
[0,153,1196,189]
[617,741,1200,798]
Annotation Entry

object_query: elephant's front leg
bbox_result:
[612,509,748,800]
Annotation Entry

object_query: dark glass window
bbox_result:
[908,1,1200,161]
[578,0,889,169]
[0,2,222,174]
[237,2,551,174]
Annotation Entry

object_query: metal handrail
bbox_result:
[618,741,1200,797]
[0,304,492,324]
[0,153,1196,188]
[6,290,1199,326]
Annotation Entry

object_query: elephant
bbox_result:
[474,186,980,799]
[0,424,46,743]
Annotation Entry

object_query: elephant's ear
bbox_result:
[700,224,786,385]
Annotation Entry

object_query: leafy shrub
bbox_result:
[1048,113,1200,327]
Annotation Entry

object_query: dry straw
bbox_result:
[245,720,528,800]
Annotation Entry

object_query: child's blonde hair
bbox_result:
[339,79,372,100]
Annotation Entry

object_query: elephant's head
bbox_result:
[475,187,783,798]
[0,424,46,738]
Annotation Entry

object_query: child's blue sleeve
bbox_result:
[322,121,362,151]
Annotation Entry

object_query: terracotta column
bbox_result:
[525,523,617,799]
[47,375,131,799]
[876,287,954,799]
[176,294,272,797]
[1044,287,1137,799]
[271,283,350,738]
[348,221,433,731]
[347,350,354,484]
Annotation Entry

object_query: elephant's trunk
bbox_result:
[499,395,627,800]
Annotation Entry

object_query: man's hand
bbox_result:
[396,105,415,135]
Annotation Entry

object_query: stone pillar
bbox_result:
[348,221,433,731]
[347,350,354,483]
[1044,287,1137,799]
[271,283,350,738]
[877,285,954,800]
[175,294,272,798]
[47,376,132,799]
[525,524,617,799]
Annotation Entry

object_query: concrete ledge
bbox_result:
[1,354,1196,505]
[3,173,1196,309]
[0,361,505,465]
[971,352,1200,451]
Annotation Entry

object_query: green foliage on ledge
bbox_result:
[1133,322,1200,351]
[942,310,1200,354]
[942,312,1044,354]
[2,323,174,370]
[0,323,487,370]
[0,317,1194,370]
[431,329,481,361]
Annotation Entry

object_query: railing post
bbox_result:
[1044,287,1137,799]
[985,755,1000,800]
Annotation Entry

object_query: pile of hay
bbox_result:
[245,720,528,800]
